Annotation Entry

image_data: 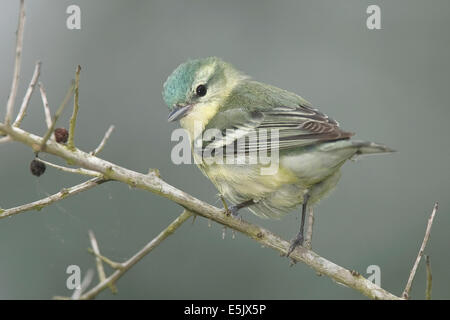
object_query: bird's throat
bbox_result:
[179,101,220,141]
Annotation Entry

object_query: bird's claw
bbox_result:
[287,236,304,257]
[220,197,240,217]
[227,205,240,217]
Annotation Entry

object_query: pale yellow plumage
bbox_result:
[163,57,393,220]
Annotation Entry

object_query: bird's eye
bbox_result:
[196,84,207,97]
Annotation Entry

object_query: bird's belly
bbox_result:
[247,170,342,219]
[195,149,345,219]
[280,148,348,184]
[200,161,298,204]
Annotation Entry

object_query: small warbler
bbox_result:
[163,57,394,255]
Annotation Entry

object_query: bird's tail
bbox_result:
[319,139,395,156]
[351,140,396,155]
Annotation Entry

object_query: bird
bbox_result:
[162,57,394,256]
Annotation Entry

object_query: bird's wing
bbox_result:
[199,104,354,156]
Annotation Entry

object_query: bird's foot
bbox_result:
[221,200,239,217]
[221,197,253,218]
[227,205,240,217]
[287,235,304,257]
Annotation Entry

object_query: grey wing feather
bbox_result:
[251,104,353,150]
[199,103,353,156]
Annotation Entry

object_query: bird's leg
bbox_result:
[227,199,256,217]
[287,193,310,257]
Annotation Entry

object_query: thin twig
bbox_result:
[77,210,193,300]
[37,158,101,177]
[4,0,25,125]
[88,230,117,294]
[71,269,94,300]
[14,61,41,127]
[0,177,107,219]
[91,125,115,156]
[39,83,74,151]
[38,82,52,129]
[0,136,11,144]
[304,207,314,250]
[402,202,438,299]
[425,255,432,300]
[87,248,123,270]
[68,65,81,150]
[220,195,229,214]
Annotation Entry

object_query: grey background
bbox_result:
[0,0,449,299]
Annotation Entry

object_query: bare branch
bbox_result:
[425,255,432,300]
[37,158,101,177]
[38,82,52,129]
[402,202,438,299]
[13,61,41,127]
[304,207,315,250]
[88,230,117,294]
[78,210,193,300]
[0,177,107,219]
[87,248,123,270]
[68,65,81,150]
[91,125,115,156]
[39,83,74,151]
[0,136,11,144]
[71,269,94,300]
[220,195,229,214]
[0,122,402,300]
[4,0,25,125]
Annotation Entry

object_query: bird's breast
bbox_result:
[180,101,221,141]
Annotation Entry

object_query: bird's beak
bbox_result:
[168,104,193,122]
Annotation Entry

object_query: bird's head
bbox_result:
[163,57,246,124]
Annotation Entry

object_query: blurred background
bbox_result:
[0,0,449,299]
